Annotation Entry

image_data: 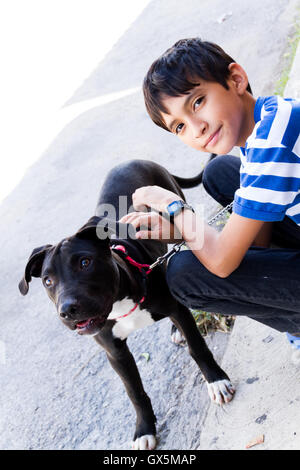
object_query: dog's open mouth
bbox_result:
[76,316,106,335]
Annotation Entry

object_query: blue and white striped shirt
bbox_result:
[233,95,300,223]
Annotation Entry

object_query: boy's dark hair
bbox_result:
[143,38,252,132]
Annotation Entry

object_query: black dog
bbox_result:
[19,158,234,450]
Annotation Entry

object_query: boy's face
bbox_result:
[160,71,252,153]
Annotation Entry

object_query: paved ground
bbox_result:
[0,0,299,450]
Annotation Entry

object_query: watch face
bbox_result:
[167,201,182,215]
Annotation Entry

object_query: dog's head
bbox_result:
[19,216,133,336]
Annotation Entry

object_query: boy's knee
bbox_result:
[167,252,185,287]
[202,155,228,195]
[166,250,206,302]
[167,252,191,305]
[167,250,209,308]
[203,154,240,206]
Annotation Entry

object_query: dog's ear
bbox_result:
[75,216,135,242]
[75,216,113,242]
[19,244,52,295]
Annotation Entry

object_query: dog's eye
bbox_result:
[80,258,91,269]
[44,277,53,287]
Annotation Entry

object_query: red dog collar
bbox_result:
[110,244,152,321]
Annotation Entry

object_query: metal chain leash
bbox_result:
[206,201,233,226]
[149,201,233,270]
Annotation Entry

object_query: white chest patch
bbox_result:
[108,298,155,340]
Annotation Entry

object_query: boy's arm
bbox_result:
[251,221,273,247]
[173,209,266,278]
[123,184,272,277]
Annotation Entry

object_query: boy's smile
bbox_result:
[161,64,256,154]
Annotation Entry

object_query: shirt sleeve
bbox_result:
[233,146,300,221]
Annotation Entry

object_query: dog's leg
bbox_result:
[94,332,157,450]
[170,304,235,405]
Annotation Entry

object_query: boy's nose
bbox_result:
[190,118,206,139]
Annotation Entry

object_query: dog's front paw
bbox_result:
[132,434,156,450]
[206,379,235,405]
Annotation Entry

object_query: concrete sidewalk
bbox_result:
[198,43,300,451]
[1,0,299,451]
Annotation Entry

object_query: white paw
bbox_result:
[206,379,235,405]
[132,434,156,450]
[171,329,186,346]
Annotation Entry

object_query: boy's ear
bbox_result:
[228,63,249,94]
[19,244,53,295]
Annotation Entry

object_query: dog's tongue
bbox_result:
[76,319,91,328]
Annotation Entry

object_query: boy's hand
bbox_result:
[131,185,182,213]
[119,211,182,242]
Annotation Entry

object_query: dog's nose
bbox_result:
[59,300,79,319]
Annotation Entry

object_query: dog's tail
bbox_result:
[172,154,216,188]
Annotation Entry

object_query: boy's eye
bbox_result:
[194,97,204,110]
[175,123,184,134]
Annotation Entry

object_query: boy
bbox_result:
[120,38,300,363]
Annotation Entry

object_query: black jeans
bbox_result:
[167,155,300,333]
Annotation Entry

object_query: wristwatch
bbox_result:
[165,200,195,222]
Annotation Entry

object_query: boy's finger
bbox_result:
[119,212,143,223]
[133,202,150,212]
[130,214,152,229]
[135,230,151,240]
[119,211,150,223]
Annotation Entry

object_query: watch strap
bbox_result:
[166,200,195,223]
